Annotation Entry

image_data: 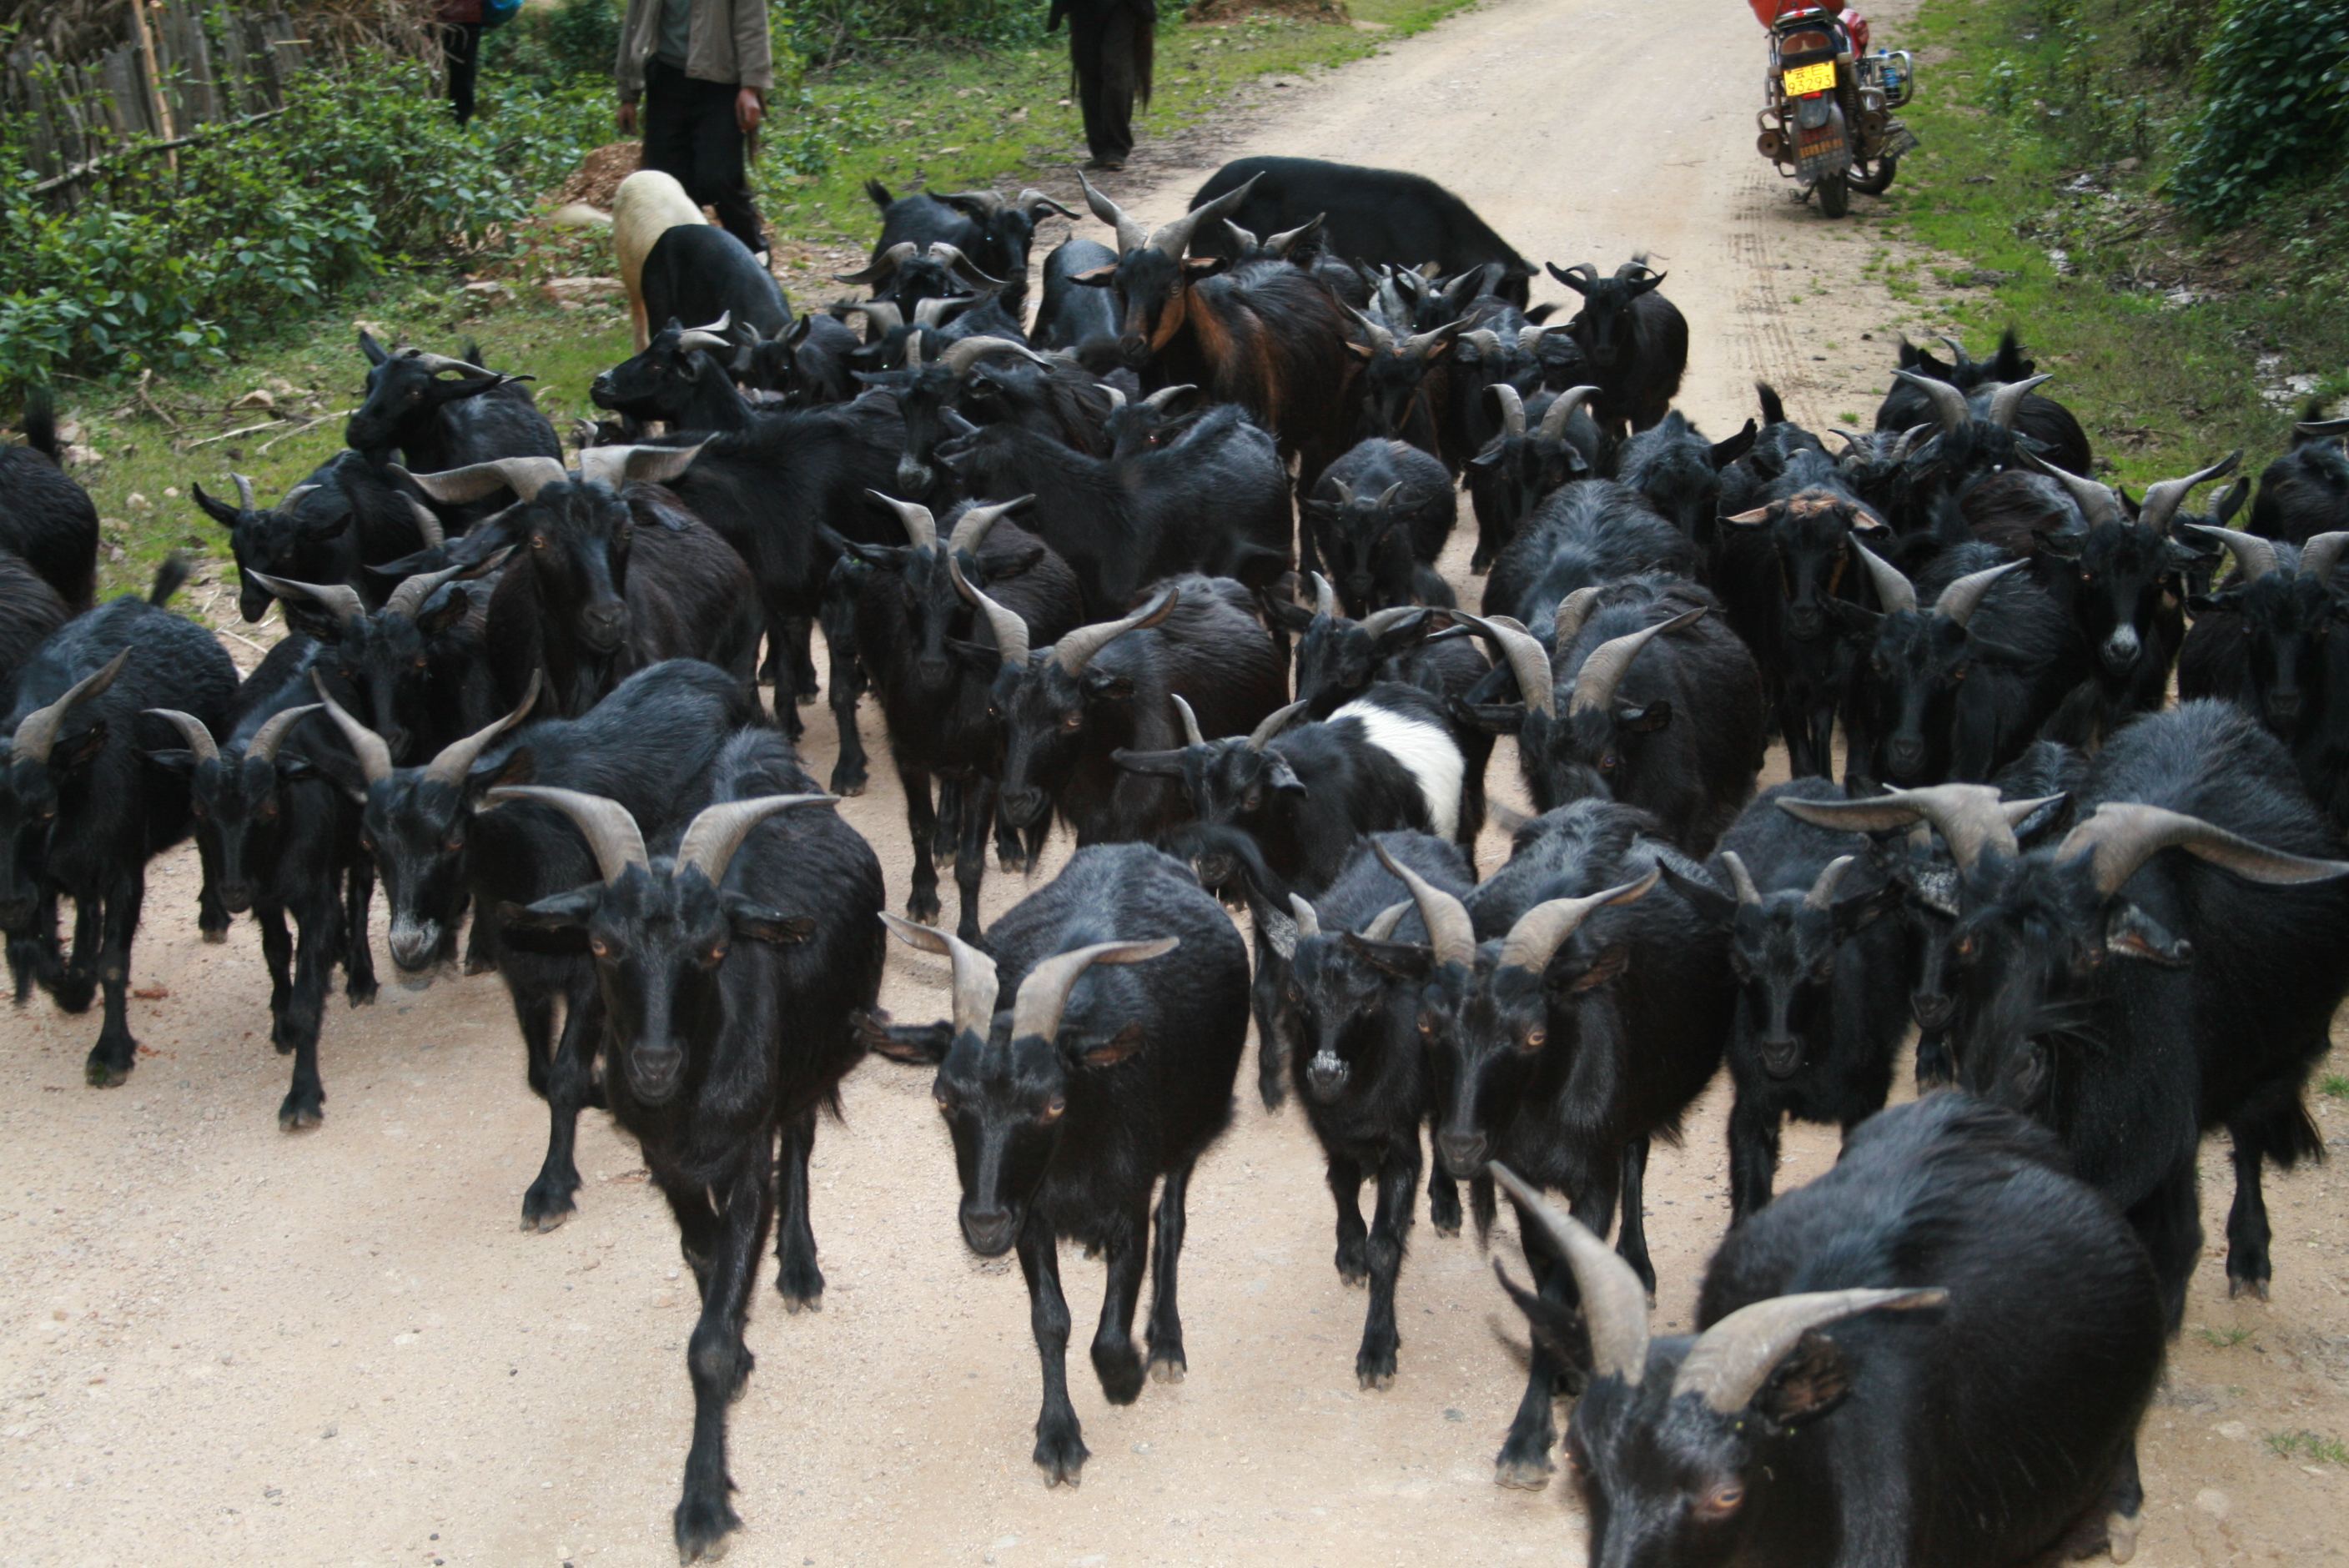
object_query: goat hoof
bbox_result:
[1335,1241,1368,1286]
[1034,1424,1089,1486]
[1147,1348,1186,1384]
[278,1094,324,1132]
[521,1183,579,1233]
[1494,1450,1555,1491]
[1357,1365,1396,1392]
[776,1264,824,1312]
[904,894,940,927]
[672,1490,742,1564]
[84,1048,132,1088]
[2226,1274,2270,1302]
[2105,1510,2140,1564]
[201,926,229,945]
[463,952,499,977]
[345,978,378,1008]
[1095,1345,1146,1404]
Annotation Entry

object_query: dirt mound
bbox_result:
[553,140,643,212]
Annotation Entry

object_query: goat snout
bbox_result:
[627,1048,686,1105]
[998,787,1048,828]
[1758,1034,1803,1078]
[218,880,256,916]
[387,918,442,972]
[1436,1129,1488,1179]
[1305,1049,1350,1102]
[1911,991,1954,1032]
[1885,736,1927,777]
[581,604,628,653]
[2100,626,2141,674]
[896,458,934,496]
[2266,691,2303,729]
[959,1204,1019,1257]
[1785,605,1824,641]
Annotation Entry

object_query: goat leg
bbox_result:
[1017,1216,1088,1485]
[1356,1143,1418,1390]
[1089,1201,1149,1405]
[256,904,294,1052]
[672,1156,771,1564]
[341,857,378,1007]
[953,777,993,944]
[1144,1162,1194,1383]
[772,1107,824,1310]
[83,870,144,1087]
[521,986,601,1231]
[277,892,334,1131]
[1325,1152,1369,1284]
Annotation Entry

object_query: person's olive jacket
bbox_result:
[616,0,773,98]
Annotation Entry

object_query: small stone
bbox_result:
[540,276,623,304]
[231,389,274,412]
[126,492,151,513]
[2195,1488,2230,1519]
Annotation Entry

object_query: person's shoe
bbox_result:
[754,248,772,269]
[1084,155,1126,172]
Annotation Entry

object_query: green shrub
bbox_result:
[485,0,626,86]
[2170,0,2349,224]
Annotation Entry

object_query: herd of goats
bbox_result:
[4,155,2349,1565]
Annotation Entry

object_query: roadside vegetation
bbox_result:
[1869,0,2348,491]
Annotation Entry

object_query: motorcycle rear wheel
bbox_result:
[1816,173,1851,217]
[1849,156,1899,195]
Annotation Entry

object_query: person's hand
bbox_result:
[616,98,638,134]
[735,88,764,136]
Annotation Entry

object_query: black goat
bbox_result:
[2250,413,2349,544]
[194,454,443,621]
[1370,807,1730,1485]
[1874,330,2093,476]
[147,637,375,1129]
[837,234,1014,319]
[347,334,561,520]
[868,842,1250,1486]
[862,180,1073,316]
[1342,308,1467,462]
[1547,260,1687,436]
[638,224,793,343]
[1662,780,1908,1219]
[316,660,757,1229]
[1718,381,1828,519]
[590,315,762,435]
[1464,384,1602,575]
[0,389,98,613]
[1493,1092,2165,1567]
[493,747,881,1562]
[1480,478,1693,628]
[1035,236,1124,354]
[1614,408,1756,555]
[853,334,1106,505]
[1304,438,1456,614]
[2,561,237,1084]
[0,548,70,699]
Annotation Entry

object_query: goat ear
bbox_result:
[840,539,908,570]
[1181,256,1228,280]
[1657,862,1735,929]
[1345,340,1376,360]
[1446,696,1526,736]
[1258,592,1316,633]
[1827,599,1883,638]
[1341,932,1434,979]
[944,637,1004,672]
[1266,756,1307,795]
[416,587,473,636]
[1492,1261,1594,1374]
[498,890,601,935]
[299,508,355,540]
[1752,1330,1853,1432]
[429,373,506,405]
[1069,1021,1147,1069]
[1467,446,1506,470]
[982,542,1049,581]
[858,1011,953,1065]
[1616,700,1672,733]
[476,746,535,795]
[54,720,110,772]
[727,897,815,945]
[360,329,390,367]
[1069,265,1118,287]
[191,484,245,526]
[2211,476,2250,525]
[2105,902,2194,967]
[144,749,199,778]
[1080,670,1136,702]
[1832,879,1902,936]
[1567,944,1631,993]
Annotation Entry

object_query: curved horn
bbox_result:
[938,335,1051,377]
[1776,784,2054,874]
[281,484,320,510]
[404,495,446,550]
[1223,219,1262,252]
[385,547,508,621]
[1890,369,1972,435]
[1489,382,1527,439]
[1018,188,1076,222]
[2057,802,2349,898]
[1538,385,1599,443]
[396,457,565,506]
[2295,416,2349,441]
[1011,937,1179,1045]
[1287,893,1321,941]
[1050,585,1180,675]
[230,472,257,510]
[1487,1162,1652,1386]
[1935,334,1974,369]
[2298,530,2349,586]
[1401,318,1470,359]
[1446,611,1556,720]
[421,670,541,787]
[1143,172,1260,259]
[1982,373,2054,431]
[2134,450,2241,536]
[1496,867,1659,975]
[1360,898,1414,943]
[244,702,321,767]
[576,439,707,491]
[1371,838,1475,968]
[943,188,1007,217]
[1850,539,1919,615]
[1170,693,1209,748]
[677,793,836,886]
[947,496,1030,557]
[1553,586,1603,650]
[835,240,918,287]
[837,300,906,338]
[1344,304,1397,353]
[2181,523,2278,585]
[1139,384,1196,413]
[143,707,219,765]
[880,912,1002,1040]
[946,554,1032,666]
[1932,559,2024,629]
[2019,448,2125,528]
[1309,570,1339,621]
[1803,854,1858,912]
[487,786,647,883]
[1718,850,1762,907]
[8,648,132,763]
[1357,605,1431,637]
[244,568,364,628]
[923,242,1008,289]
[1570,607,1705,717]
[1076,170,1149,254]
[400,349,497,377]
[1672,1288,1948,1414]
[307,672,393,785]
[673,310,734,355]
[1100,383,1128,413]
[1246,699,1310,752]
[868,490,938,550]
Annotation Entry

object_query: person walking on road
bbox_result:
[616,0,772,263]
[440,0,485,125]
[1049,0,1155,171]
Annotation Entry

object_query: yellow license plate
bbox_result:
[1783,59,1838,96]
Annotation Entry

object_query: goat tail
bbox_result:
[1756,380,1789,428]
[148,551,194,607]
[863,177,893,213]
[2238,1092,2327,1173]
[21,385,60,462]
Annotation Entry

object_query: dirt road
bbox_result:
[6,0,2346,1563]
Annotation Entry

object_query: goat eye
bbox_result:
[1417,1013,1436,1037]
[1522,1025,1547,1051]
[444,832,465,852]
[1698,1480,1745,1519]
[1040,1096,1066,1123]
[590,937,611,958]
[531,535,549,550]
[706,943,728,966]
[1954,933,1976,960]
[1060,713,1082,731]
[1599,754,1619,772]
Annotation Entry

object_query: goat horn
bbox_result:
[1345,304,1397,353]
[1077,170,1149,254]
[1265,215,1321,255]
[940,336,1050,376]
[677,793,836,886]
[1936,334,1973,368]
[307,672,394,785]
[1446,611,1556,720]
[395,457,565,506]
[1673,1288,1947,1415]
[400,349,498,377]
[2056,802,2349,899]
[943,188,1007,217]
[282,484,320,509]
[1803,855,1858,912]
[1371,837,1476,968]
[2296,417,2349,441]
[405,495,446,549]
[385,546,507,621]
[1719,850,1762,907]
[923,241,1004,288]
[946,553,1032,666]
[1018,188,1076,221]
[1223,219,1261,252]
[880,912,1002,1041]
[2298,530,2349,586]
[1982,373,2054,430]
[1142,172,1260,259]
[868,490,938,550]
[1496,867,1659,975]
[1309,571,1339,621]
[1850,539,1919,615]
[836,240,918,286]
[1100,384,1128,413]
[1246,699,1310,752]
[488,786,647,883]
[1488,382,1527,440]
[1050,585,1180,676]
[1776,784,2052,874]
[947,496,1029,557]
[244,569,365,628]
[2135,450,2243,536]
[1890,369,1972,435]
[675,310,733,354]
[230,472,257,510]
[143,707,219,765]
[1286,893,1321,942]
[1140,384,1196,412]
[1487,1162,1652,1386]
[1401,318,1470,358]
[1329,478,1357,508]
[2181,523,2277,585]
[1012,937,1179,1046]
[1358,605,1431,637]
[1361,898,1414,942]
[837,300,906,337]
[1538,386,1599,444]
[244,702,322,767]
[1170,693,1210,748]
[1553,586,1603,650]
[1570,606,1704,717]
[1462,328,1504,361]
[1932,559,2025,629]
[576,440,707,492]
[422,670,541,787]
[2019,449,2125,528]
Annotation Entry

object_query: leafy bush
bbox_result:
[0,57,604,395]
[2170,0,2349,224]
[485,0,626,86]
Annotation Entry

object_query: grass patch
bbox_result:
[2320,1073,2349,1101]
[2195,1324,2254,1349]
[1881,0,2349,492]
[2265,1430,2349,1466]
[64,0,1478,601]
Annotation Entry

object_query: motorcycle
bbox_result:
[1753,3,1917,217]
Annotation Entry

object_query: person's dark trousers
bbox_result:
[1066,0,1149,166]
[640,58,766,256]
[444,23,483,125]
